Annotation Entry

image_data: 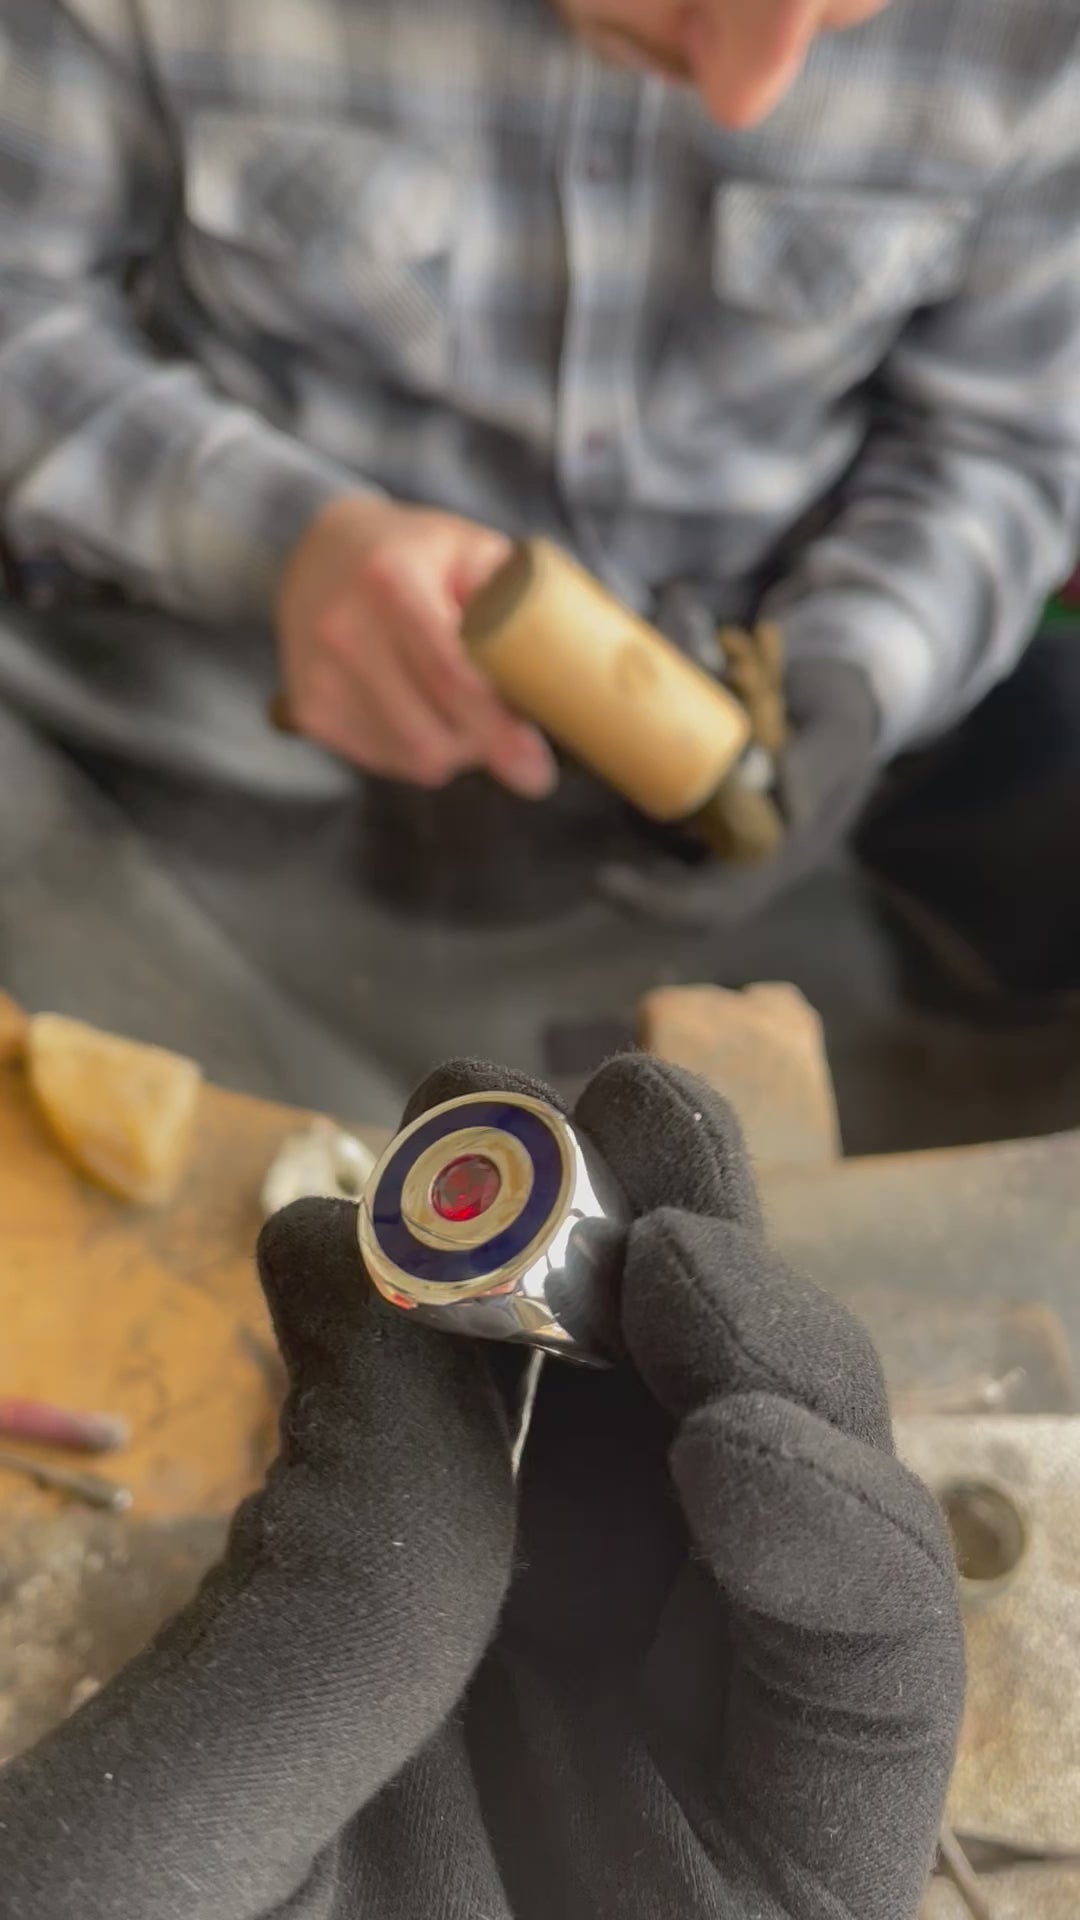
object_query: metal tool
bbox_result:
[358,1091,629,1369]
[937,1824,993,1920]
[0,1446,132,1512]
[511,1350,546,1479]
[261,1119,377,1218]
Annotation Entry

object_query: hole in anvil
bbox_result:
[939,1480,1027,1584]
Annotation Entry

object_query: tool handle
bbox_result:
[462,540,750,823]
[0,1397,129,1453]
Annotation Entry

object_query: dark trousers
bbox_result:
[857,620,1080,1005]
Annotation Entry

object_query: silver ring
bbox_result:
[358,1091,628,1365]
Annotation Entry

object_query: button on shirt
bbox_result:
[1,0,1079,750]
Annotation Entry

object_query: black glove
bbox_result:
[405,1055,965,1920]
[0,1200,516,1918]
[599,657,879,924]
[0,1056,963,1920]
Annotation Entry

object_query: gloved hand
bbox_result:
[0,1198,516,1919]
[0,1055,964,1920]
[599,656,879,924]
[410,1055,966,1920]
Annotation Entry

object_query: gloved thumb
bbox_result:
[256,1198,515,1655]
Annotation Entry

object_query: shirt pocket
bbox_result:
[182,112,459,390]
[712,180,974,330]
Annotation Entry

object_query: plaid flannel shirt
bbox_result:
[1,0,1079,750]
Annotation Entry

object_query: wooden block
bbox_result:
[27,1014,204,1206]
[638,983,841,1168]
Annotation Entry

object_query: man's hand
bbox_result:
[277,497,557,796]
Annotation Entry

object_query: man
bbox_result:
[0,1054,966,1918]
[0,0,1078,934]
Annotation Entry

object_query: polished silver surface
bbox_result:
[358,1091,628,1365]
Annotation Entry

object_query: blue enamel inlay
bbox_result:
[372,1102,561,1284]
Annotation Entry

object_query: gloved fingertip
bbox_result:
[622,1207,892,1443]
[257,1195,360,1289]
[256,1196,367,1360]
[620,1210,770,1416]
[401,1057,563,1128]
[575,1056,763,1229]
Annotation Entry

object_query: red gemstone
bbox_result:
[430,1154,502,1223]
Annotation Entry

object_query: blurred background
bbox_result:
[2,562,1077,1155]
